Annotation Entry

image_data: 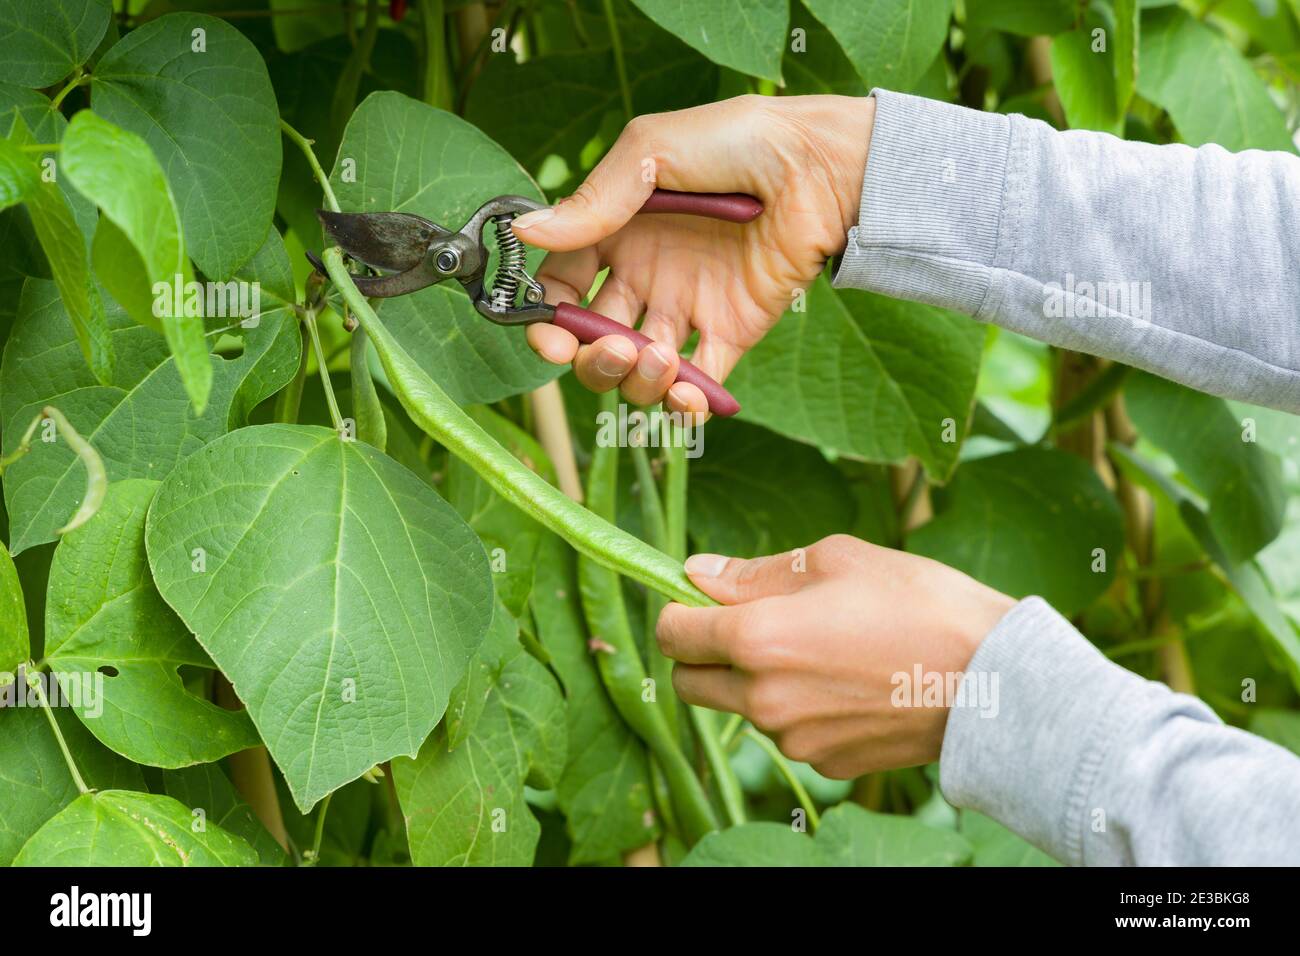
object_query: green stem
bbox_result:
[280,119,341,213]
[331,0,380,143]
[322,247,710,608]
[304,792,333,866]
[420,0,453,111]
[579,392,717,843]
[744,728,819,832]
[28,668,89,794]
[601,0,633,121]
[304,309,344,433]
[665,438,746,826]
[350,326,388,451]
[50,70,86,111]
[274,323,311,424]
[718,712,745,748]
[631,443,678,737]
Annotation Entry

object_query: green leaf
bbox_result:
[628,0,787,82]
[1,268,299,555]
[90,13,283,277]
[1137,7,1294,152]
[61,109,211,413]
[961,810,1060,866]
[7,114,113,386]
[14,789,258,866]
[783,1,868,96]
[144,423,495,811]
[965,0,1077,36]
[908,447,1125,615]
[1126,373,1285,563]
[802,0,953,94]
[0,538,26,671]
[270,0,345,52]
[393,602,566,866]
[44,479,260,766]
[1050,6,1124,136]
[532,533,658,863]
[680,821,826,866]
[0,704,144,865]
[688,419,855,557]
[0,135,36,211]
[465,27,717,193]
[0,0,110,88]
[817,803,973,865]
[1248,708,1300,758]
[681,805,973,865]
[331,91,560,405]
[726,277,985,478]
[161,764,287,866]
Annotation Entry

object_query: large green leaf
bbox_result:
[90,13,283,277]
[393,603,566,866]
[628,0,787,82]
[44,479,259,766]
[13,789,258,866]
[6,114,113,385]
[1137,7,1294,152]
[0,0,111,88]
[1126,372,1285,564]
[161,764,287,866]
[0,135,36,211]
[144,424,495,811]
[726,277,985,478]
[0,260,299,555]
[964,0,1077,36]
[689,418,855,557]
[908,447,1124,615]
[1249,708,1300,757]
[532,533,658,863]
[802,0,952,94]
[681,805,971,865]
[817,803,973,865]
[62,109,211,413]
[465,26,717,193]
[0,538,26,671]
[331,91,560,405]
[1050,5,1124,136]
[784,1,869,96]
[961,810,1060,866]
[0,704,144,865]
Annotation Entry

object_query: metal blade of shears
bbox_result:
[314,210,454,297]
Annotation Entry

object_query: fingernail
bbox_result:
[685,553,728,578]
[596,343,634,376]
[513,208,556,230]
[639,344,671,380]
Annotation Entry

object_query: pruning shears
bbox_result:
[306,189,764,417]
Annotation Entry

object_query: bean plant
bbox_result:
[0,0,1298,868]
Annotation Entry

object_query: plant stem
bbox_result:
[718,712,744,748]
[631,443,678,737]
[323,247,710,607]
[350,326,388,451]
[692,706,745,826]
[305,792,333,866]
[420,0,453,110]
[50,70,86,110]
[304,308,344,433]
[601,0,633,121]
[28,668,89,795]
[744,728,820,831]
[529,381,583,500]
[274,323,311,424]
[214,675,290,852]
[280,119,341,213]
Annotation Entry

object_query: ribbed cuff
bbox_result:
[937,596,1148,866]
[832,88,1012,315]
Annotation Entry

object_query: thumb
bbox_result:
[684,551,807,605]
[512,129,656,252]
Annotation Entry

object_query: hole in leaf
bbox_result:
[97,665,119,678]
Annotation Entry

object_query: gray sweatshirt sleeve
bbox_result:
[941,598,1300,865]
[833,89,1300,412]
[833,90,1300,865]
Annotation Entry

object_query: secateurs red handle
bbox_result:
[313,189,764,417]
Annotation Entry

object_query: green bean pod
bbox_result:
[322,247,711,609]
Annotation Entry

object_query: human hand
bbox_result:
[511,94,876,416]
[656,535,1016,778]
